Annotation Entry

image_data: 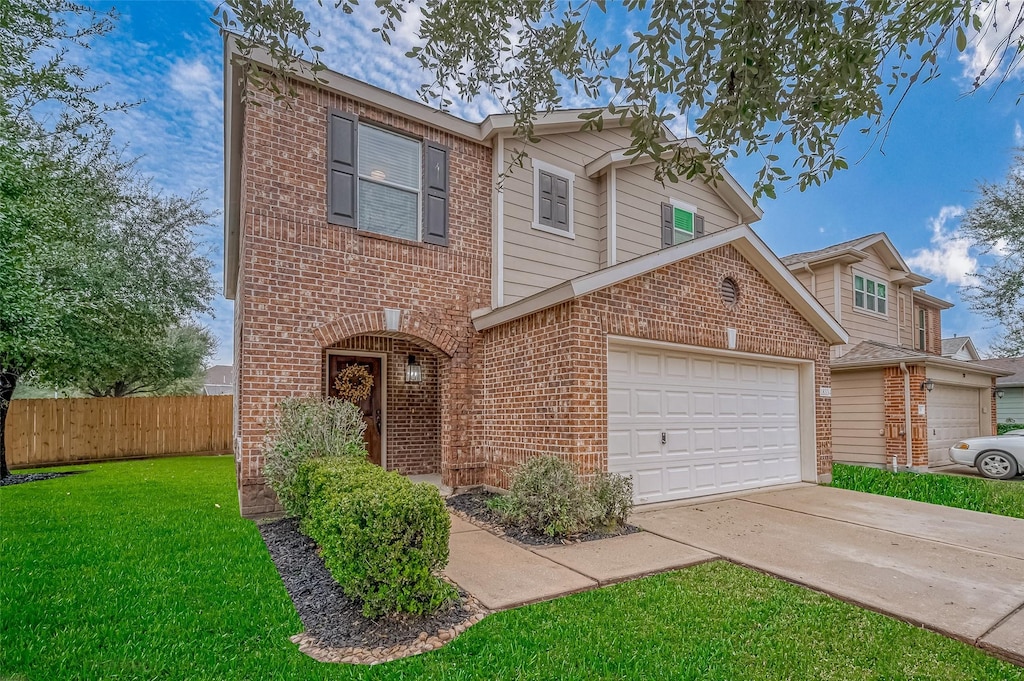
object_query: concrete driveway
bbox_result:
[446,483,1024,663]
[633,484,1024,663]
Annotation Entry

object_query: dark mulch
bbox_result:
[259,518,475,650]
[0,471,86,487]
[446,490,642,546]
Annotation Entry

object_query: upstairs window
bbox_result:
[532,159,574,238]
[853,274,887,314]
[357,125,421,240]
[327,110,449,246]
[661,200,705,247]
[918,308,927,350]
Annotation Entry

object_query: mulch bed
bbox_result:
[0,471,86,487]
[259,517,487,665]
[445,490,642,546]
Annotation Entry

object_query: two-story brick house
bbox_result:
[781,233,1009,471]
[223,38,852,517]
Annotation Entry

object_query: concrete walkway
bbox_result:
[444,484,1024,664]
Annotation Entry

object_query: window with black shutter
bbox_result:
[661,200,705,247]
[326,110,449,246]
[532,160,574,237]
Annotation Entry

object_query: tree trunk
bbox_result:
[0,370,16,479]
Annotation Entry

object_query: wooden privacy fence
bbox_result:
[5,395,233,469]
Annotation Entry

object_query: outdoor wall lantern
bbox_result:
[994,387,1006,399]
[920,379,935,392]
[405,354,422,384]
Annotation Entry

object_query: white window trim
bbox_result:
[531,158,575,239]
[852,270,889,318]
[669,198,698,244]
[356,122,422,241]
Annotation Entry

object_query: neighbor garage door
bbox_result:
[927,385,983,467]
[608,343,803,505]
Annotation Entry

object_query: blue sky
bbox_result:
[80,1,1022,362]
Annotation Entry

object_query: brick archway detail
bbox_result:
[311,310,458,357]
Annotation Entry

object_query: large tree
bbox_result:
[219,0,1023,200]
[0,2,215,477]
[960,150,1024,357]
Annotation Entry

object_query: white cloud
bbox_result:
[906,205,977,285]
[1015,120,1024,145]
[169,58,218,106]
[959,0,1024,85]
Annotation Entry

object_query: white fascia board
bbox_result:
[473,224,849,345]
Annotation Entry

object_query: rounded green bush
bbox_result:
[299,458,455,618]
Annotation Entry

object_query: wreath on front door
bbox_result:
[334,364,374,403]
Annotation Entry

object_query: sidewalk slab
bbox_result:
[634,499,1024,642]
[449,514,478,534]
[445,529,596,610]
[980,607,1024,665]
[532,532,714,585]
[742,485,1024,560]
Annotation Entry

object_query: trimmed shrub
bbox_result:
[590,472,634,529]
[997,423,1023,435]
[299,457,455,618]
[489,455,633,537]
[262,398,366,517]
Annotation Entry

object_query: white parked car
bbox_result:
[949,431,1024,480]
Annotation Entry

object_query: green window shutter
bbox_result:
[673,206,694,235]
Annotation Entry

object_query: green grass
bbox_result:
[831,463,1024,520]
[2,457,1020,681]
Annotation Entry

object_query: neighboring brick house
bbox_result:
[223,39,848,517]
[782,233,1011,471]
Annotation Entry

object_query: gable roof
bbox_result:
[831,341,1012,376]
[222,34,761,298]
[941,336,979,360]
[781,232,931,286]
[471,224,849,344]
[972,357,1024,386]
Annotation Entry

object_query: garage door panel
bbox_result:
[609,344,803,504]
[608,348,630,375]
[635,390,661,416]
[665,391,689,416]
[608,389,631,417]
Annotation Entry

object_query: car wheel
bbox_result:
[975,451,1019,480]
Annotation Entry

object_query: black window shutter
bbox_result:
[695,214,705,238]
[661,202,674,247]
[552,175,570,229]
[327,110,358,227]
[423,141,449,246]
[537,170,554,226]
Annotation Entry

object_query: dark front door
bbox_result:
[327,355,383,466]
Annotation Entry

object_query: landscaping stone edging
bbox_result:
[259,517,490,665]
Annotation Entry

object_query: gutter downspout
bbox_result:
[899,362,912,471]
[801,263,816,296]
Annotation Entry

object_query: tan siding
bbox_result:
[614,164,738,262]
[834,248,900,355]
[832,370,886,465]
[502,131,630,303]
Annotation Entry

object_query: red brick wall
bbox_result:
[481,244,834,487]
[235,83,491,516]
[883,365,929,468]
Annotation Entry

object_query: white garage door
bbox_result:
[608,344,803,505]
[927,385,983,466]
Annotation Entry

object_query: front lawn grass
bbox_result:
[831,463,1024,519]
[2,457,1020,680]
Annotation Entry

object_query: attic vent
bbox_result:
[720,277,740,306]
